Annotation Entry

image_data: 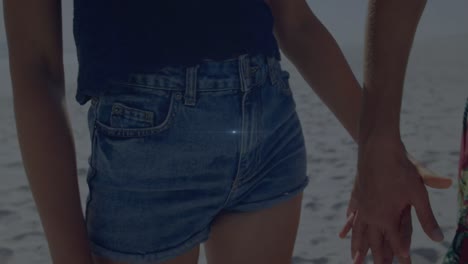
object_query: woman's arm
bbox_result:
[268,0,448,261]
[267,0,451,184]
[267,0,362,142]
[4,1,93,263]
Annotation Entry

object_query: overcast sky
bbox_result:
[1,1,468,55]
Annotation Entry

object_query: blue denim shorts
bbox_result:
[84,53,310,263]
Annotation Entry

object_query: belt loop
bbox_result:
[184,64,199,106]
[238,54,251,92]
[91,96,98,107]
[266,56,277,86]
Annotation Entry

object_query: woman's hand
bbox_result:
[340,152,453,238]
[339,147,452,263]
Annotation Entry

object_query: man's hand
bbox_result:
[339,150,452,263]
[353,140,444,262]
[343,206,413,264]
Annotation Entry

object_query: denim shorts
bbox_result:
[84,53,310,263]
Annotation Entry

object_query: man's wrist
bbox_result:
[358,133,403,151]
[358,86,402,145]
[358,124,401,146]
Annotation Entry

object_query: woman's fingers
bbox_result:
[382,238,395,264]
[369,227,385,264]
[397,213,413,264]
[399,205,413,256]
[407,153,452,189]
[353,250,368,264]
[351,212,367,261]
[352,222,370,263]
[339,211,355,238]
[420,173,453,189]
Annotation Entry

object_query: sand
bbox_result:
[0,35,467,263]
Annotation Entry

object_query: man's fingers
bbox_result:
[353,236,370,264]
[369,228,385,264]
[340,211,355,238]
[411,184,444,242]
[386,225,407,258]
[400,205,413,256]
[397,255,412,264]
[382,238,394,264]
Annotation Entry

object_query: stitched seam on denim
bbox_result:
[238,54,250,92]
[236,175,309,207]
[88,224,209,256]
[197,89,239,94]
[219,60,249,208]
[109,80,182,91]
[90,97,100,170]
[238,144,306,187]
[111,103,155,124]
[266,57,277,85]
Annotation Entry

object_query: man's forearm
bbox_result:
[360,0,427,143]
[275,10,362,142]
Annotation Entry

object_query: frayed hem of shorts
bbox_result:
[89,227,210,264]
[223,175,310,213]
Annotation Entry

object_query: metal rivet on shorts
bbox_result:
[112,105,122,113]
[250,66,259,73]
[175,92,183,100]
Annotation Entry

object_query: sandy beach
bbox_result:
[1,1,468,262]
[0,32,467,263]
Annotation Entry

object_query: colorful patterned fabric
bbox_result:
[443,99,468,263]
